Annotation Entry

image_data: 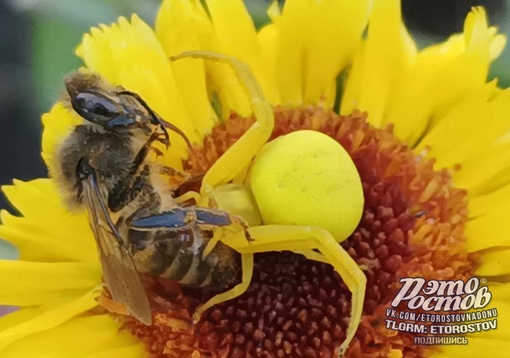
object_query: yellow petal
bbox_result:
[468,182,510,218]
[340,42,365,116]
[275,0,372,105]
[257,23,281,104]
[198,0,254,119]
[454,138,510,195]
[156,0,251,120]
[431,301,510,357]
[417,82,510,169]
[476,248,510,276]
[341,0,415,125]
[488,27,506,60]
[155,0,217,135]
[432,300,510,358]
[386,7,501,145]
[87,345,147,358]
[0,294,94,330]
[451,88,510,194]
[0,289,100,351]
[466,211,510,252]
[0,306,49,332]
[79,15,195,165]
[433,338,509,358]
[272,0,309,105]
[0,260,100,306]
[41,103,82,169]
[489,282,510,300]
[266,0,281,22]
[0,211,94,262]
[3,314,142,358]
[1,179,96,262]
[207,60,252,121]
[206,0,276,104]
[469,300,510,343]
[303,0,371,107]
[3,179,63,218]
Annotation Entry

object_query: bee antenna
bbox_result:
[159,121,192,149]
[117,90,192,149]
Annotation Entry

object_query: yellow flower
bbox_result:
[1,0,510,357]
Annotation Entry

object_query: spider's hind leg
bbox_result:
[191,252,254,323]
[223,225,367,357]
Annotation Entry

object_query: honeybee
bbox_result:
[52,70,248,325]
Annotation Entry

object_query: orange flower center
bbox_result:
[116,107,476,357]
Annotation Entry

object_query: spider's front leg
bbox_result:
[172,51,274,201]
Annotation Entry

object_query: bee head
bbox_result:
[65,72,191,149]
[67,82,154,132]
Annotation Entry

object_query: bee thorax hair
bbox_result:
[52,123,136,210]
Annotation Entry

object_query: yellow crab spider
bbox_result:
[172,51,366,356]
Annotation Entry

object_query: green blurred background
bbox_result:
[0,0,508,260]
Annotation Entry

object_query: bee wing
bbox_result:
[81,174,152,325]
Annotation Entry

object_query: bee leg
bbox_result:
[159,166,193,191]
[130,208,253,252]
[221,225,367,357]
[159,166,192,181]
[97,295,132,316]
[166,171,206,206]
[129,207,241,231]
[130,131,163,174]
[108,131,171,212]
[108,164,151,213]
[172,51,274,197]
[128,208,250,255]
[148,146,164,158]
[129,208,194,230]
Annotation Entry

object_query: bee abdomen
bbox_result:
[130,230,240,290]
[178,256,212,287]
[207,243,240,289]
[160,235,217,288]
